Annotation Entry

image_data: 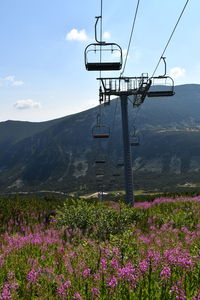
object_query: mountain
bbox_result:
[1,84,200,193]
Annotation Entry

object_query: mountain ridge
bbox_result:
[1,83,200,193]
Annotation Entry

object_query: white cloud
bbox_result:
[170,67,186,79]
[5,75,15,82]
[66,29,88,41]
[12,80,24,86]
[14,99,41,110]
[2,75,24,86]
[103,31,111,40]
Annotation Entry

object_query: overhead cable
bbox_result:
[120,0,141,77]
[98,0,103,119]
[99,0,103,78]
[151,0,190,77]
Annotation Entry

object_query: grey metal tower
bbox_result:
[97,76,151,206]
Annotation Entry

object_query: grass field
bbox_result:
[0,195,199,299]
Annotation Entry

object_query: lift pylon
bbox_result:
[96,76,152,206]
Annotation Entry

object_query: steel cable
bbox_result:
[151,0,190,77]
[120,0,141,77]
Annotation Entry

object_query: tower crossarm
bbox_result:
[97,75,152,104]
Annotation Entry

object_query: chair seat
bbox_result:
[147,91,174,97]
[93,134,109,138]
[86,62,121,71]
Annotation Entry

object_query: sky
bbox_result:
[0,0,199,122]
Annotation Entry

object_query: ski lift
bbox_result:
[92,124,110,138]
[96,169,104,177]
[130,135,140,146]
[95,159,106,164]
[113,173,120,177]
[147,57,175,97]
[92,114,110,138]
[84,16,123,71]
[130,127,140,146]
[147,76,175,97]
[95,153,106,164]
[85,43,123,71]
[117,160,124,167]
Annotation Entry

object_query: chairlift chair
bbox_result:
[147,58,175,97]
[95,159,106,164]
[85,43,123,71]
[117,160,124,167]
[130,126,140,146]
[96,174,104,178]
[95,152,106,164]
[113,173,120,177]
[147,88,175,97]
[96,169,104,177]
[84,16,123,71]
[130,135,140,146]
[147,76,175,97]
[92,124,110,139]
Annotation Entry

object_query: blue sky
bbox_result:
[0,0,198,122]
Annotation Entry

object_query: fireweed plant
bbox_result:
[0,196,199,299]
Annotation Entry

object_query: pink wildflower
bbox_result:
[107,276,118,288]
[1,281,18,300]
[91,287,99,298]
[160,265,171,280]
[57,281,71,299]
[57,286,66,299]
[170,281,186,300]
[118,263,135,280]
[138,260,149,274]
[110,258,119,269]
[27,269,38,283]
[100,258,107,272]
[64,280,71,288]
[192,291,200,300]
[83,268,91,278]
[27,258,38,266]
[73,293,83,300]
[1,284,11,300]
[69,251,76,259]
[0,254,4,267]
[58,247,64,254]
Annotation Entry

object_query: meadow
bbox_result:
[0,195,199,299]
